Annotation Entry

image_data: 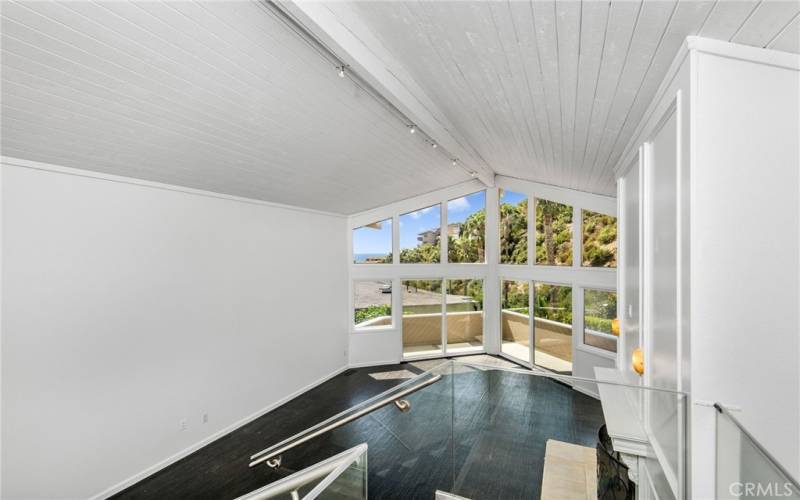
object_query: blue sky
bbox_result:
[500,189,526,206]
[353,219,391,255]
[447,191,485,224]
[400,204,440,250]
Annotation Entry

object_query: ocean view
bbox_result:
[354,253,390,263]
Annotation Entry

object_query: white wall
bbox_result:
[690,46,800,481]
[0,159,349,499]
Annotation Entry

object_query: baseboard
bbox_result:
[90,364,349,500]
[347,359,399,369]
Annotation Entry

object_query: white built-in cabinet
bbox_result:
[614,37,799,499]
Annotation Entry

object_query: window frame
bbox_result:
[399,203,443,265]
[352,217,393,265]
[446,190,487,265]
[533,197,575,268]
[577,285,619,359]
[580,208,618,269]
[498,189,529,266]
[400,277,445,359]
[531,280,575,373]
[352,278,395,332]
[444,277,486,355]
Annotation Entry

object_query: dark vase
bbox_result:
[597,424,635,500]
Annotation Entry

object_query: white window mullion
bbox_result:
[441,278,447,354]
[529,279,535,367]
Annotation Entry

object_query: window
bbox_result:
[402,279,443,357]
[400,205,441,263]
[353,280,392,329]
[446,279,483,353]
[533,283,572,374]
[500,280,530,362]
[584,289,618,352]
[447,191,486,263]
[582,210,617,267]
[535,199,573,266]
[353,218,392,264]
[499,190,528,264]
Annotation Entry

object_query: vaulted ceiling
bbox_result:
[346,0,800,196]
[0,0,472,214]
[2,1,798,213]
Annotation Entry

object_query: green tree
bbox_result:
[535,200,573,266]
[400,243,440,263]
[500,198,528,264]
[449,209,485,263]
[582,210,617,267]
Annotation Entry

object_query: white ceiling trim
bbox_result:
[0,155,347,218]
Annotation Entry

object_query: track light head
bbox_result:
[337,65,346,78]
[408,124,416,134]
[470,171,478,178]
[431,142,438,149]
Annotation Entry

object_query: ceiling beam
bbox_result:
[276,1,496,188]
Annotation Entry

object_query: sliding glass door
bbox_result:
[401,279,444,358]
[500,280,531,363]
[533,283,573,375]
[402,278,485,359]
[500,279,573,373]
[445,279,484,355]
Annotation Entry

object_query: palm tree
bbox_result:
[539,200,559,265]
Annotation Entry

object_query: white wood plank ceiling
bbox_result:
[2,1,799,212]
[0,0,475,214]
[349,0,800,196]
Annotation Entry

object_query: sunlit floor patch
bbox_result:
[367,369,419,381]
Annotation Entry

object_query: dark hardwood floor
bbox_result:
[111,356,604,500]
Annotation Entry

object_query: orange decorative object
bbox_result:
[611,318,620,336]
[632,348,644,376]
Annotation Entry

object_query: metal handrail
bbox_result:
[249,373,442,468]
[237,444,368,500]
[715,403,800,491]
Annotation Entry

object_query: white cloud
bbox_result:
[447,197,470,213]
[408,205,436,219]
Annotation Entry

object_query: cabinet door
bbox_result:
[644,103,682,496]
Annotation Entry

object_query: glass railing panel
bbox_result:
[304,444,368,500]
[716,405,800,499]
[334,360,455,498]
[247,359,688,500]
[248,361,454,498]
[448,360,687,500]
[237,444,367,500]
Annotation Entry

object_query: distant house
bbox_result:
[417,223,461,246]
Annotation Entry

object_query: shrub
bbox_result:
[587,246,613,266]
[585,316,613,334]
[354,304,391,325]
[598,226,617,244]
